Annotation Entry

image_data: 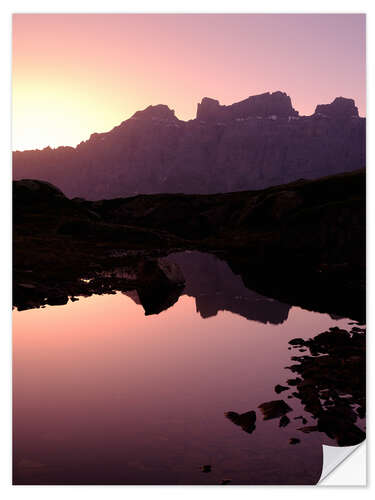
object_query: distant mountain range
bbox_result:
[13,91,365,200]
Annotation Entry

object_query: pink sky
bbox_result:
[12,14,366,151]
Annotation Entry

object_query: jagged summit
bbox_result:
[314,97,359,119]
[131,104,177,121]
[13,91,365,200]
[82,104,178,144]
[196,91,299,121]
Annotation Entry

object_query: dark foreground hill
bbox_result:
[13,169,365,320]
[13,92,365,199]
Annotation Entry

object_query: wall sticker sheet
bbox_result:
[12,13,366,486]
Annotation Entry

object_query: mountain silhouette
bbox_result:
[13,92,365,200]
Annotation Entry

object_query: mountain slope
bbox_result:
[13,92,365,200]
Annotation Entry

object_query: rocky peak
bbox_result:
[234,91,298,118]
[131,104,177,121]
[196,91,298,121]
[196,97,221,121]
[13,92,365,201]
[314,97,359,119]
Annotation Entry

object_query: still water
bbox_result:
[13,251,359,485]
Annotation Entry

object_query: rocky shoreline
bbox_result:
[13,169,365,320]
[224,325,366,447]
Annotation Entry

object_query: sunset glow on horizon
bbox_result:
[12,13,366,151]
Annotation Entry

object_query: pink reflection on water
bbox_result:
[13,293,352,484]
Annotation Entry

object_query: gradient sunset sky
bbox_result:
[12,13,366,151]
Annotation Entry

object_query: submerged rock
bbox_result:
[201,465,211,473]
[225,410,256,434]
[258,400,292,420]
[289,438,300,445]
[297,426,318,433]
[279,415,290,427]
[220,479,232,485]
[288,338,305,346]
[287,378,302,386]
[275,384,289,394]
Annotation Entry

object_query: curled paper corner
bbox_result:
[318,441,366,485]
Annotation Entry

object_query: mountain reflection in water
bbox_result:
[121,251,291,324]
[167,251,291,324]
[12,251,365,485]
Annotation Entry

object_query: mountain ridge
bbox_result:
[13,91,365,200]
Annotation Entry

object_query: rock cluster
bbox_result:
[258,400,292,420]
[285,326,366,446]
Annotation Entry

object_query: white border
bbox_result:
[1,1,373,497]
